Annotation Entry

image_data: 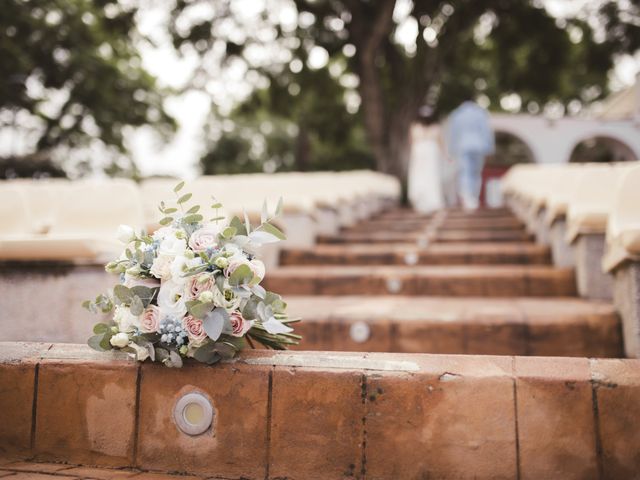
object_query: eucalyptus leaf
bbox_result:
[190,301,214,319]
[177,193,192,204]
[186,205,200,214]
[113,285,132,304]
[261,222,286,240]
[164,207,178,214]
[229,216,247,236]
[263,317,294,334]
[93,323,110,334]
[215,274,225,293]
[242,297,259,320]
[88,334,108,352]
[193,343,221,364]
[222,226,237,239]
[251,284,266,299]
[130,295,144,316]
[248,230,279,245]
[168,350,183,368]
[203,308,228,341]
[183,213,203,224]
[174,181,185,192]
[229,264,253,287]
[130,286,157,307]
[155,347,170,363]
[159,217,173,226]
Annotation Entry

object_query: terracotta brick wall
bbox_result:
[1,343,639,479]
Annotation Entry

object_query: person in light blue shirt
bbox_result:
[445,100,495,210]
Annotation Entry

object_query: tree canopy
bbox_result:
[171,0,639,183]
[0,0,175,177]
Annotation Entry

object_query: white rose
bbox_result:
[159,234,187,257]
[212,286,242,311]
[150,255,173,280]
[170,255,203,284]
[157,279,188,318]
[152,226,175,241]
[110,332,130,348]
[117,225,136,244]
[113,305,140,332]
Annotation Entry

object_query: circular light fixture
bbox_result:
[386,278,403,294]
[350,321,371,343]
[404,252,419,265]
[173,392,214,436]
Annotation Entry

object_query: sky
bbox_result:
[116,1,640,177]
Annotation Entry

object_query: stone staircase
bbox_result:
[267,207,623,357]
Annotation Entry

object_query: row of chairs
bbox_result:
[502,161,640,274]
[0,171,400,261]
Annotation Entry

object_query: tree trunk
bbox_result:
[294,125,311,171]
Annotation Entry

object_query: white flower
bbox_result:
[170,255,203,284]
[113,305,140,332]
[157,279,188,318]
[117,225,136,244]
[110,332,130,348]
[149,255,173,280]
[198,291,214,303]
[152,226,175,241]
[212,286,242,311]
[122,274,160,289]
[159,234,187,257]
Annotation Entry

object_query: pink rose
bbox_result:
[187,274,215,300]
[183,315,207,342]
[225,257,265,286]
[188,224,220,252]
[228,311,253,337]
[140,305,160,333]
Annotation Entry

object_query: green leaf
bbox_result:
[113,285,132,304]
[88,334,109,352]
[82,300,94,312]
[183,213,203,224]
[163,207,178,214]
[187,300,214,319]
[215,274,225,293]
[99,331,114,350]
[261,199,268,224]
[193,343,222,365]
[229,216,247,236]
[229,264,253,286]
[203,308,228,341]
[130,286,157,307]
[261,222,286,240]
[222,226,237,239]
[177,193,192,204]
[93,323,110,334]
[174,181,185,193]
[275,197,283,216]
[159,217,173,226]
[130,295,144,316]
[186,205,200,214]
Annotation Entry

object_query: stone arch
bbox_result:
[490,130,536,166]
[568,134,639,163]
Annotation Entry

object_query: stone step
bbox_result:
[281,242,551,266]
[285,296,621,357]
[263,265,576,297]
[435,229,534,242]
[440,217,524,230]
[3,343,639,479]
[445,207,512,218]
[318,231,430,244]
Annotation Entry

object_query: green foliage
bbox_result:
[1,0,176,175]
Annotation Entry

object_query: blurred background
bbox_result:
[1,0,639,194]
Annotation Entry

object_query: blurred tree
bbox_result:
[0,0,176,177]
[200,66,374,175]
[171,0,639,185]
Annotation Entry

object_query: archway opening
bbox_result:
[569,136,637,163]
[488,131,535,166]
[481,131,535,208]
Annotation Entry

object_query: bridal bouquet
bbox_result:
[84,182,300,367]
